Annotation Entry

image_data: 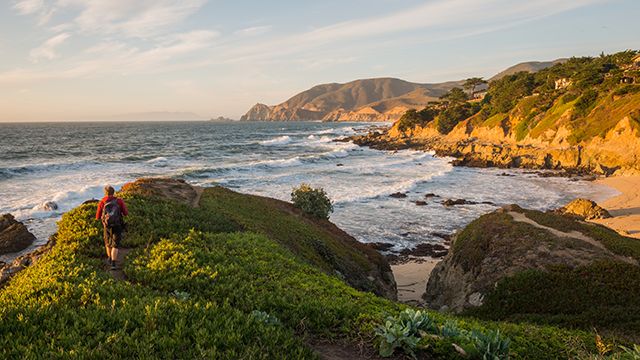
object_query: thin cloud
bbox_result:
[214,0,604,64]
[1,30,219,83]
[14,0,208,38]
[2,0,606,86]
[13,0,44,15]
[234,25,273,37]
[29,32,71,62]
[55,0,208,38]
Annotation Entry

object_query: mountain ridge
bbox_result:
[240,60,564,122]
[241,78,464,122]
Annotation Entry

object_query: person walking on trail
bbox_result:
[96,185,128,270]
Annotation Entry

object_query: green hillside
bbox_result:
[0,178,628,359]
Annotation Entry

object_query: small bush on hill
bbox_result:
[437,102,481,134]
[397,107,439,131]
[291,184,333,220]
[574,89,599,117]
[613,85,640,97]
[487,72,536,114]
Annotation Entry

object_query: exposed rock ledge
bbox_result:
[349,116,640,176]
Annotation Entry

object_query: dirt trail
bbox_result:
[105,180,203,281]
[191,186,204,208]
[105,248,132,281]
[508,211,606,250]
[508,211,636,265]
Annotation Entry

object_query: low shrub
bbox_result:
[574,89,599,117]
[291,183,333,220]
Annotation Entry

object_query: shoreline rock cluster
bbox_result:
[0,214,51,287]
[0,214,36,256]
[347,131,620,176]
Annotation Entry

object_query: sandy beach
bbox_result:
[592,176,640,239]
[391,258,439,306]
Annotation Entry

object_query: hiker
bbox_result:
[96,185,128,270]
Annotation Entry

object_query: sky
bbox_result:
[0,0,639,121]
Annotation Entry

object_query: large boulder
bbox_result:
[0,214,36,255]
[558,198,611,220]
[424,205,634,313]
[41,201,58,211]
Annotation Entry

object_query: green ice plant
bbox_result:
[375,309,436,358]
[250,310,281,326]
[441,320,463,338]
[376,309,512,359]
[375,317,421,358]
[470,330,511,360]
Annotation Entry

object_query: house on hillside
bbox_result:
[554,78,572,90]
[621,76,635,84]
[472,90,487,100]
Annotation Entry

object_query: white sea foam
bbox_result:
[146,156,168,163]
[1,121,614,263]
[259,135,291,146]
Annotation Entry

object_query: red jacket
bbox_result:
[95,196,128,220]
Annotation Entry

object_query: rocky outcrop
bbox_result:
[424,205,636,313]
[41,201,58,211]
[350,106,640,176]
[0,236,54,287]
[240,103,273,121]
[0,214,36,255]
[559,198,611,220]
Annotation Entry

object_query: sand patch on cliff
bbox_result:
[593,176,640,239]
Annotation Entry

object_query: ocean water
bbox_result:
[0,121,616,261]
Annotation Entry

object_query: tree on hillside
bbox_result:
[440,87,468,105]
[463,77,487,94]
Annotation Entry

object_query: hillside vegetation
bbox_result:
[0,178,625,359]
[383,50,640,175]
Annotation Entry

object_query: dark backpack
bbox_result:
[102,199,122,228]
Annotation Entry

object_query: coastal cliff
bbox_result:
[351,51,640,175]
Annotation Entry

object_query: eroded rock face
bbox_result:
[559,198,611,220]
[350,103,640,176]
[0,214,36,255]
[424,206,633,313]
